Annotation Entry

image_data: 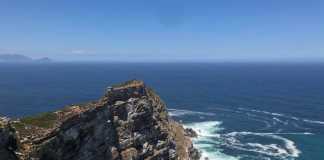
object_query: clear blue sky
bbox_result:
[0,0,323,62]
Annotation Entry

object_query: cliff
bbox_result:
[0,80,200,160]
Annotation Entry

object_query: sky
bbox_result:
[0,0,324,62]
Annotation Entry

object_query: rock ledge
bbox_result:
[0,80,200,160]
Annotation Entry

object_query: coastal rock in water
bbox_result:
[184,128,198,138]
[0,80,200,160]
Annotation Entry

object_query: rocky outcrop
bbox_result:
[0,117,17,160]
[0,80,200,160]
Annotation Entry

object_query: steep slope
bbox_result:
[0,80,200,160]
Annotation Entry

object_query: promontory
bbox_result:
[0,80,200,160]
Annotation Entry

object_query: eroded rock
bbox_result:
[0,80,200,160]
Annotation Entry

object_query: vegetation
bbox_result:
[20,112,58,128]
[11,122,26,132]
[0,122,4,128]
[111,79,143,88]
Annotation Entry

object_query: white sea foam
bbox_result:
[184,121,241,160]
[185,121,222,138]
[247,117,272,130]
[246,143,289,157]
[238,107,324,126]
[272,117,289,125]
[225,131,303,158]
[168,108,215,117]
[291,122,310,130]
[302,119,324,125]
[183,120,312,160]
[175,107,317,159]
[227,131,313,136]
[238,108,285,117]
[244,113,273,129]
[189,126,306,159]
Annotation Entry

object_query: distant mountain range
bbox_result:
[0,54,52,63]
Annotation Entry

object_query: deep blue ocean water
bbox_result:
[0,63,323,160]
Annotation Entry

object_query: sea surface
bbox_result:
[0,62,323,160]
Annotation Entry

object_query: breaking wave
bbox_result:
[183,121,312,160]
[184,121,240,160]
[168,106,319,160]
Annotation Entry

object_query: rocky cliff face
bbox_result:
[0,80,200,160]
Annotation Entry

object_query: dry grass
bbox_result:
[20,112,58,129]
[169,120,191,160]
[111,79,144,89]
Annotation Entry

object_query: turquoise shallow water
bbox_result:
[0,63,323,159]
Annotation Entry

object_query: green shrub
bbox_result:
[20,112,58,128]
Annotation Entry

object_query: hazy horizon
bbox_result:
[1,1,324,62]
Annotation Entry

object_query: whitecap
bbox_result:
[238,108,283,116]
[238,107,324,125]
[272,117,289,125]
[302,119,324,125]
[168,108,215,117]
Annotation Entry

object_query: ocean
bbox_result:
[0,62,323,160]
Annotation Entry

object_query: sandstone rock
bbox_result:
[0,80,200,160]
[121,147,138,160]
[110,146,119,160]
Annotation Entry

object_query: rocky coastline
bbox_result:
[0,80,200,160]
